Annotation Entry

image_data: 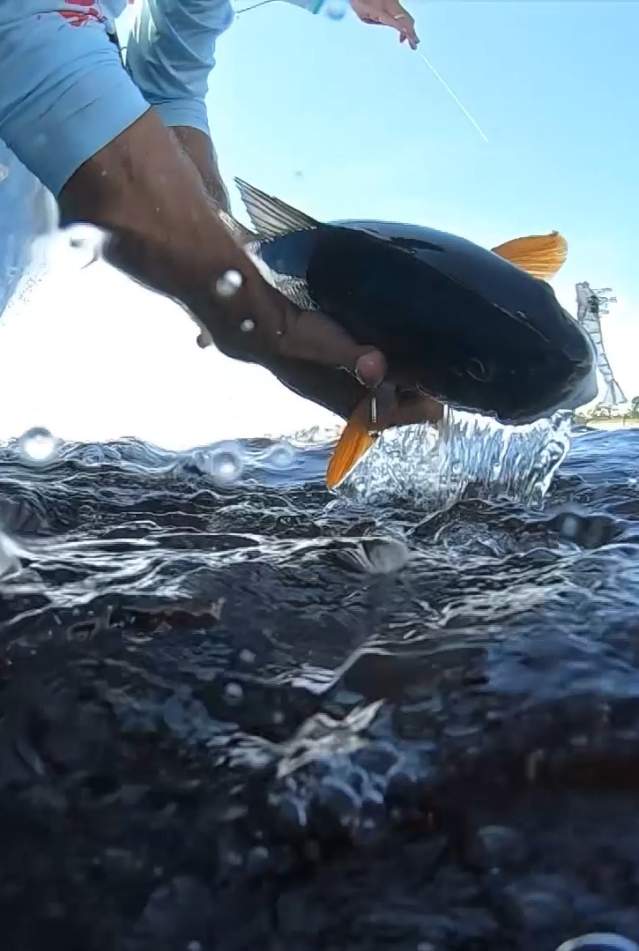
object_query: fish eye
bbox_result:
[466,358,494,383]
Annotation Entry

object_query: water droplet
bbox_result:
[240,318,255,332]
[324,0,348,19]
[556,936,639,951]
[18,427,59,465]
[266,441,295,468]
[186,943,203,951]
[359,537,410,574]
[224,682,244,705]
[215,269,243,298]
[211,451,242,484]
[0,163,8,183]
[239,648,256,665]
[199,443,244,487]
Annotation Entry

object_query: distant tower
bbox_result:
[575,282,626,408]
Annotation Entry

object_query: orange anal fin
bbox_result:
[326,414,376,490]
[491,231,568,281]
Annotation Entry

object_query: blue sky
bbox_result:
[1,0,637,447]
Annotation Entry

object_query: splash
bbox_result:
[337,408,573,509]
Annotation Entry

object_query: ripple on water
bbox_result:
[0,426,638,948]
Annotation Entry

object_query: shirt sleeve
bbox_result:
[125,0,235,137]
[0,12,150,197]
[125,0,327,137]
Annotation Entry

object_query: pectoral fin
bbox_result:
[492,231,568,280]
[326,411,377,490]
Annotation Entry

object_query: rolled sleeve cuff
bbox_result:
[153,98,211,136]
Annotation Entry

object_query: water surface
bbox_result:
[1,424,639,951]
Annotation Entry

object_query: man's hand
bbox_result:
[205,278,386,388]
[350,0,419,49]
[264,354,443,432]
[58,110,386,391]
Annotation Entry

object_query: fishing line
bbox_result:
[235,0,278,14]
[235,1,489,143]
[414,48,489,143]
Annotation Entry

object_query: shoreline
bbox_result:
[574,417,639,430]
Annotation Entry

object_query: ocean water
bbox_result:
[1,418,639,951]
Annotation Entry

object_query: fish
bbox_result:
[232,179,597,489]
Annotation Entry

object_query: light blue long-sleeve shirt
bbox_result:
[0,0,325,197]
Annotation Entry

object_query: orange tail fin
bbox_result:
[492,231,568,281]
[326,412,376,490]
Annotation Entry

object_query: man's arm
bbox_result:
[172,126,230,212]
[58,105,387,387]
[124,0,233,209]
[124,0,334,209]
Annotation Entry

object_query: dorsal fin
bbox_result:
[234,178,320,240]
[491,231,568,280]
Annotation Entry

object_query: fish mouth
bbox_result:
[552,322,598,412]
[475,306,598,423]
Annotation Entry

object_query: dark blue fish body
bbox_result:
[237,181,597,425]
